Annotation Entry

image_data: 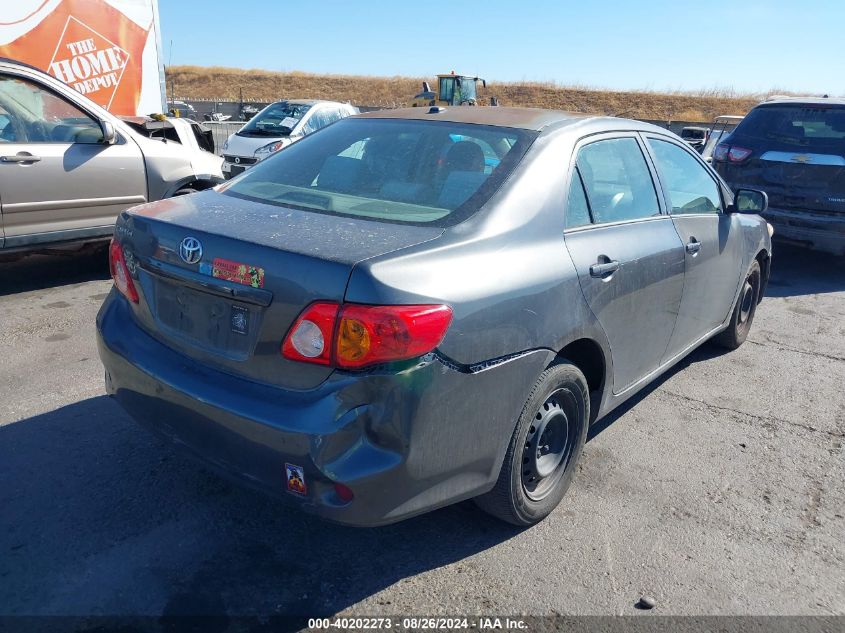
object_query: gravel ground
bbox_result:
[0,244,842,619]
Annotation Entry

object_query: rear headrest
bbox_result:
[438,170,488,208]
[445,141,485,173]
[317,156,363,193]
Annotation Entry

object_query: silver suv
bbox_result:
[0,58,224,255]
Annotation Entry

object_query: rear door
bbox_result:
[643,134,744,358]
[0,71,146,247]
[563,134,685,393]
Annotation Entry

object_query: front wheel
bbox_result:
[714,260,761,350]
[474,361,589,526]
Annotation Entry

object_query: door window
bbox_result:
[565,168,592,229]
[302,108,343,135]
[576,137,660,224]
[0,74,104,144]
[647,138,722,214]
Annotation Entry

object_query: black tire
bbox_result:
[714,260,761,350]
[172,187,199,196]
[474,360,589,526]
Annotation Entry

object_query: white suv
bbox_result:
[221,99,357,178]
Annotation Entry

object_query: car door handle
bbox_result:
[685,239,702,254]
[589,260,620,277]
[1,154,41,163]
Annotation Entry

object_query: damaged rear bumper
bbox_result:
[763,207,845,256]
[96,293,552,526]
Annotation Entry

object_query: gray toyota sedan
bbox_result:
[97,107,772,527]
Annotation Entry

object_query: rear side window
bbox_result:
[303,107,346,135]
[565,169,591,229]
[223,118,535,226]
[737,105,845,149]
[576,138,660,224]
[647,139,722,215]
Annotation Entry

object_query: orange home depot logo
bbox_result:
[0,0,151,115]
[48,16,129,110]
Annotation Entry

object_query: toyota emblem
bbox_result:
[179,237,203,264]
[234,156,241,164]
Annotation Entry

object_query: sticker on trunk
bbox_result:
[230,305,249,335]
[285,463,307,496]
[212,258,265,288]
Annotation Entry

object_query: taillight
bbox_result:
[713,143,730,163]
[281,302,453,369]
[335,304,453,368]
[728,146,752,163]
[109,240,139,303]
[281,302,339,365]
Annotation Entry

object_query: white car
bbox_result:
[221,99,358,178]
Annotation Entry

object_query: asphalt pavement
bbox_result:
[0,244,843,619]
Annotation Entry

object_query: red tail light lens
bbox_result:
[281,302,339,365]
[335,304,453,369]
[728,146,752,163]
[713,143,730,163]
[281,303,453,369]
[109,240,138,303]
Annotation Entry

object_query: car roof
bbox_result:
[759,96,845,107]
[354,106,664,134]
[274,99,350,107]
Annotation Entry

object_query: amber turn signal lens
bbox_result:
[337,317,371,363]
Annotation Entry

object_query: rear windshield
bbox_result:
[737,105,845,150]
[238,102,312,137]
[222,118,536,226]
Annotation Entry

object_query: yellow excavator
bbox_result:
[412,71,497,107]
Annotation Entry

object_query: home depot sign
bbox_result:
[0,0,165,116]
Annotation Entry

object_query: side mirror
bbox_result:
[729,188,768,214]
[100,120,117,145]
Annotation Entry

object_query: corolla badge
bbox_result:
[179,237,203,264]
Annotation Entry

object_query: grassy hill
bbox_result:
[166,65,765,122]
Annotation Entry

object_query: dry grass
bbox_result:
[166,65,774,122]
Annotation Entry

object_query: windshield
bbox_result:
[222,118,535,226]
[237,101,312,137]
[737,104,845,150]
[439,77,478,104]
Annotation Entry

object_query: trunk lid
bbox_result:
[118,190,443,390]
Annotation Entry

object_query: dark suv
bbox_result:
[713,97,845,256]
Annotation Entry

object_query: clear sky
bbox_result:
[158,0,844,95]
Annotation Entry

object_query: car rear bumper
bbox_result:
[96,292,551,526]
[763,207,845,256]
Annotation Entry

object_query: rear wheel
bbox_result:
[714,260,761,350]
[173,186,199,196]
[474,361,589,526]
